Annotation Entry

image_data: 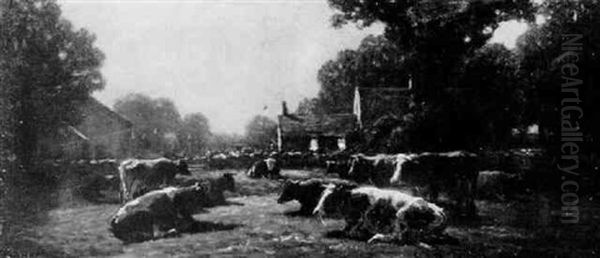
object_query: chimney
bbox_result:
[282,101,289,116]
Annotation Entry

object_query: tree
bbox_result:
[321,0,537,151]
[295,97,323,115]
[0,0,105,171]
[317,35,409,113]
[178,113,211,156]
[516,0,600,151]
[244,115,277,149]
[327,0,534,100]
[114,93,182,156]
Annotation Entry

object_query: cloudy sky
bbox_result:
[57,0,528,134]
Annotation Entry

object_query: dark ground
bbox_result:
[1,167,599,257]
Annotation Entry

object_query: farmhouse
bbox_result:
[277,86,412,152]
[277,103,357,152]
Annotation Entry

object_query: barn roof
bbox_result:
[83,97,133,128]
[278,113,357,137]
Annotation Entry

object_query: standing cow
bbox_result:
[389,151,479,216]
[118,158,190,203]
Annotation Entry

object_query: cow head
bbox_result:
[277,180,299,204]
[389,154,418,185]
[264,158,277,171]
[175,160,191,175]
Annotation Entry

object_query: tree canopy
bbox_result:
[327,0,534,99]
[244,115,278,149]
[114,93,183,156]
[1,0,105,169]
[516,0,600,149]
[178,113,211,156]
[317,35,408,113]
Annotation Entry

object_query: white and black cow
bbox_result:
[118,158,190,203]
[247,158,281,179]
[277,178,357,216]
[313,185,447,244]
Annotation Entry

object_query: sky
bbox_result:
[57,0,530,134]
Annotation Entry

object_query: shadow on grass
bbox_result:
[188,220,241,233]
[324,229,460,247]
[283,209,313,217]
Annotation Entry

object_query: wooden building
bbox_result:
[38,97,133,160]
[277,102,357,152]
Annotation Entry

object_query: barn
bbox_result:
[38,97,134,160]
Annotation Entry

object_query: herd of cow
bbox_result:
[103,155,459,245]
[51,148,530,246]
[108,158,235,243]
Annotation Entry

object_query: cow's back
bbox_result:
[119,158,179,201]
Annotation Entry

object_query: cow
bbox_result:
[277,178,356,216]
[118,158,191,203]
[175,173,236,206]
[109,183,208,243]
[313,184,447,244]
[388,151,479,217]
[247,158,281,179]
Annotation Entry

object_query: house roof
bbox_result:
[278,113,357,137]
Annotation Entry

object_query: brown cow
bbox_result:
[109,184,205,243]
[118,158,190,202]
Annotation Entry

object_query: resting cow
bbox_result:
[175,173,236,206]
[109,183,206,243]
[313,185,447,244]
[277,178,357,216]
[247,158,281,179]
[118,158,190,202]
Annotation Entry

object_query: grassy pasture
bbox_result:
[2,168,598,257]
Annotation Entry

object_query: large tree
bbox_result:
[516,0,600,151]
[327,0,533,100]
[113,93,182,156]
[321,0,536,151]
[0,0,105,172]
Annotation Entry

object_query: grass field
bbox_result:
[2,168,599,257]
